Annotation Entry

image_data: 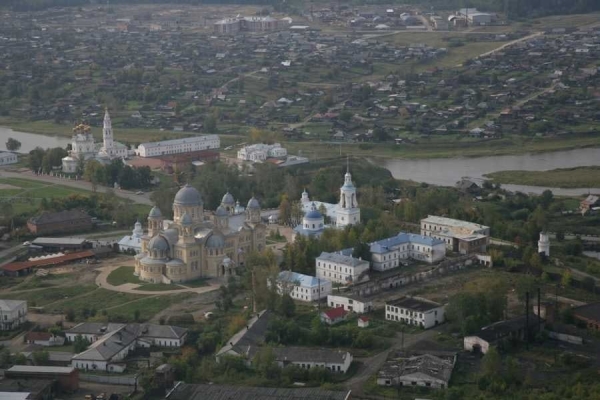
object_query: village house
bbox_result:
[320,306,349,325]
[0,300,27,331]
[216,310,272,361]
[385,297,445,329]
[572,302,600,330]
[25,331,65,347]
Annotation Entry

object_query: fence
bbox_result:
[81,374,137,386]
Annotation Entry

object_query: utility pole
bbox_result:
[525,291,529,350]
[251,269,257,313]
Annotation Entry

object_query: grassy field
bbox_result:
[485,167,600,188]
[107,293,192,321]
[107,266,188,291]
[2,285,97,307]
[106,266,143,286]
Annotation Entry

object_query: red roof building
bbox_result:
[320,307,348,325]
[1,250,95,276]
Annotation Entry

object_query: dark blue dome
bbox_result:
[305,210,323,219]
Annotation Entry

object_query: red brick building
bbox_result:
[27,210,92,235]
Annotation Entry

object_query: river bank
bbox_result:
[485,167,600,189]
[4,118,600,160]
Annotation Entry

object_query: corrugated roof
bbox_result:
[370,232,444,254]
[0,299,26,312]
[7,365,75,374]
[277,271,326,288]
[28,209,90,226]
[317,251,369,267]
[1,250,95,272]
[387,296,442,312]
[32,237,87,246]
[167,383,351,400]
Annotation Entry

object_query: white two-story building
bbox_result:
[385,297,445,329]
[370,232,446,271]
[0,300,27,331]
[316,251,370,285]
[275,271,331,302]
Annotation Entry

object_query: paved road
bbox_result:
[345,328,439,395]
[95,264,221,295]
[0,169,153,205]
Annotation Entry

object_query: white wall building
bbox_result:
[136,135,220,157]
[420,215,490,255]
[118,221,144,254]
[327,294,373,314]
[275,271,331,302]
[538,232,550,256]
[0,300,27,331]
[316,252,370,285]
[237,143,287,162]
[370,232,446,271]
[271,347,353,373]
[0,152,18,166]
[68,322,187,373]
[385,297,445,329]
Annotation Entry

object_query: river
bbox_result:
[377,147,600,196]
[0,126,70,153]
[2,126,599,195]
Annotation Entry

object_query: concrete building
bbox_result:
[213,16,284,35]
[370,232,446,271]
[275,270,331,302]
[134,185,266,283]
[538,232,550,256]
[271,347,353,373]
[316,251,370,285]
[464,314,543,354]
[136,135,220,158]
[420,215,490,254]
[27,210,93,236]
[458,8,493,25]
[237,143,287,162]
[377,352,456,389]
[0,300,27,331]
[0,152,18,166]
[327,294,373,314]
[385,297,445,329]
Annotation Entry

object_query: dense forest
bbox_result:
[7,0,600,18]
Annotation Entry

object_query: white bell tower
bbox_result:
[336,159,360,227]
[102,108,114,157]
[538,232,550,257]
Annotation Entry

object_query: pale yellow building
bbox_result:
[134,185,266,283]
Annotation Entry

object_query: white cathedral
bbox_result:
[293,167,361,240]
[62,109,129,173]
